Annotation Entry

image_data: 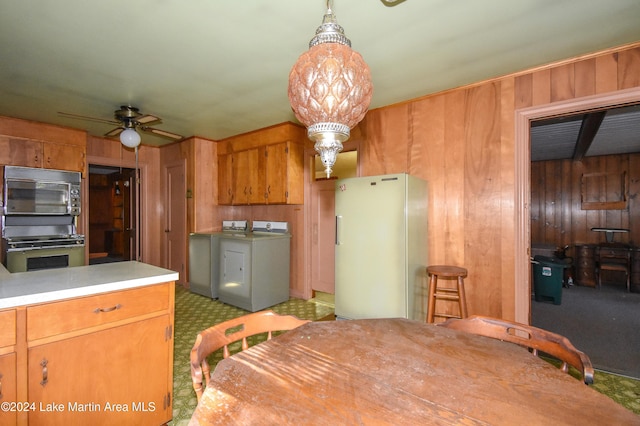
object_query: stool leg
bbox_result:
[457,276,468,318]
[427,274,437,323]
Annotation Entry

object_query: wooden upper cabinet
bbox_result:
[218,141,304,206]
[0,116,87,175]
[44,141,86,175]
[233,148,265,205]
[218,153,234,205]
[216,122,307,206]
[0,138,86,174]
[0,137,43,168]
[265,141,303,204]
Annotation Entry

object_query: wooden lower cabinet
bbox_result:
[0,352,17,426]
[13,282,174,425]
[28,315,171,425]
[0,308,17,425]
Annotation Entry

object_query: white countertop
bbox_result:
[0,261,179,309]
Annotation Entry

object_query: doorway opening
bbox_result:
[515,87,640,378]
[514,87,640,323]
[309,150,358,307]
[88,164,138,264]
[313,150,358,181]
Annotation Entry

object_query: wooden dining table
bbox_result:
[189,318,639,425]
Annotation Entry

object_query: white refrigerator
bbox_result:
[334,173,428,321]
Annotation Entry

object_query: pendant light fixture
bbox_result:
[288,0,373,178]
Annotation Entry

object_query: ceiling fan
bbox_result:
[59,105,184,144]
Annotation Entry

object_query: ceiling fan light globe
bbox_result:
[120,128,141,148]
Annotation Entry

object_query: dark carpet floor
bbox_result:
[532,283,640,379]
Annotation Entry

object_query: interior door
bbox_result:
[310,178,337,294]
[164,160,186,284]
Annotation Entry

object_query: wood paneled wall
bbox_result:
[159,137,218,234]
[531,154,640,252]
[347,42,640,319]
[3,42,639,319]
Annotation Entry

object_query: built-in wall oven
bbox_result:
[2,166,85,272]
[3,234,85,272]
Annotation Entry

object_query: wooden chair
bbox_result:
[438,315,594,384]
[597,243,631,292]
[190,310,311,401]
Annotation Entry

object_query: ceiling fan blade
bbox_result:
[141,126,183,140]
[58,111,119,126]
[105,127,124,137]
[136,114,162,125]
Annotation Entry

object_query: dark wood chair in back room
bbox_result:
[439,315,594,384]
[597,243,632,292]
[190,310,310,401]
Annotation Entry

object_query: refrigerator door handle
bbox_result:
[335,215,342,245]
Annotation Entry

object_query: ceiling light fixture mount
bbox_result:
[288,0,373,178]
[380,0,408,6]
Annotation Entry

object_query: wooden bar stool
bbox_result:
[426,265,468,323]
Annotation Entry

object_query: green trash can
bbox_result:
[532,255,570,305]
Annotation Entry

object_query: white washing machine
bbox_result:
[188,220,248,299]
[218,221,291,311]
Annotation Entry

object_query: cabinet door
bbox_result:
[264,141,304,204]
[0,352,17,426]
[265,142,289,204]
[233,149,264,205]
[43,142,86,174]
[0,137,42,168]
[28,315,172,426]
[218,153,234,205]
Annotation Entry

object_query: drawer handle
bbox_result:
[0,372,3,398]
[93,303,122,314]
[40,359,48,387]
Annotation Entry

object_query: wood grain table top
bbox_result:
[189,318,639,425]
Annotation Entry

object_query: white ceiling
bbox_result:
[1,0,640,147]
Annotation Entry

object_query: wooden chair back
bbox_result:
[438,315,594,384]
[190,310,311,401]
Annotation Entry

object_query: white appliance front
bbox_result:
[220,239,252,299]
[217,220,291,312]
[334,174,428,320]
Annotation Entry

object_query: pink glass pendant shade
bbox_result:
[288,3,372,177]
[288,43,372,131]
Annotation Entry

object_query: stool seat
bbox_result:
[426,265,468,278]
[426,265,468,323]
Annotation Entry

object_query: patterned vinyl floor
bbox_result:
[169,285,335,425]
[169,286,639,425]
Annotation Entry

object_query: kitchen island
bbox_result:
[0,261,178,426]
